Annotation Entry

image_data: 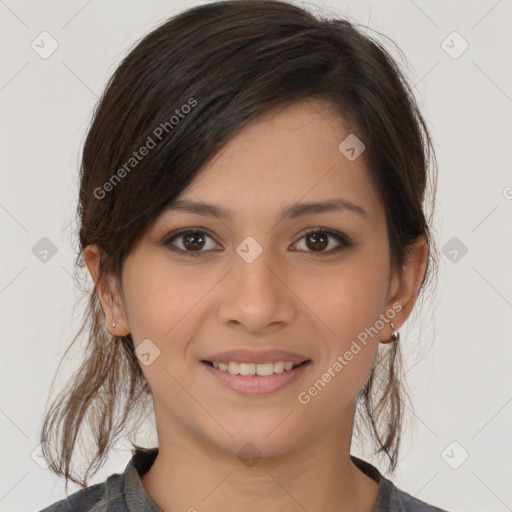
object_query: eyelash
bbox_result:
[162,226,352,258]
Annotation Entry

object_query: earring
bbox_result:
[112,321,116,328]
[390,322,400,342]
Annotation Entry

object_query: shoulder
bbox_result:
[377,476,449,512]
[38,448,160,512]
[38,472,126,512]
[350,456,449,512]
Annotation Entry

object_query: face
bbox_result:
[91,100,416,459]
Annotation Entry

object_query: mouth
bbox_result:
[201,359,311,376]
[201,359,312,395]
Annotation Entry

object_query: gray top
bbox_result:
[39,448,448,511]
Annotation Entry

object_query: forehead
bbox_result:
[165,100,384,225]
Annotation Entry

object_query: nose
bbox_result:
[217,242,296,335]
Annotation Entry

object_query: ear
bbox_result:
[381,235,428,343]
[83,244,131,336]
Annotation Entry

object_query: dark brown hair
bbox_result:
[40,0,438,492]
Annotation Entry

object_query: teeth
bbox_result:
[210,360,303,375]
[273,361,285,373]
[255,363,272,376]
[239,363,256,376]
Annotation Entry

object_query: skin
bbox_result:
[85,99,428,512]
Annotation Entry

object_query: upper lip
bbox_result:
[202,349,311,364]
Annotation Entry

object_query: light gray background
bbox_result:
[1,1,511,511]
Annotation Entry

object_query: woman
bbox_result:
[39,0,446,510]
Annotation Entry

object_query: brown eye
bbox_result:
[163,227,352,258]
[292,228,352,256]
[182,232,206,251]
[305,232,329,252]
[164,229,221,256]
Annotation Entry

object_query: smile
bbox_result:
[201,360,312,394]
[204,360,308,376]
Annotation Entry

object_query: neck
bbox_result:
[140,402,379,512]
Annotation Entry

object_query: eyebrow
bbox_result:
[161,197,368,221]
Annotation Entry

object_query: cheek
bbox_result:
[300,243,390,405]
[312,250,390,345]
[121,252,210,342]
[295,268,386,420]
[120,257,208,401]
[120,254,225,407]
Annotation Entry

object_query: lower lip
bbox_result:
[201,361,311,395]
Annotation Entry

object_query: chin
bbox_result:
[204,420,308,461]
